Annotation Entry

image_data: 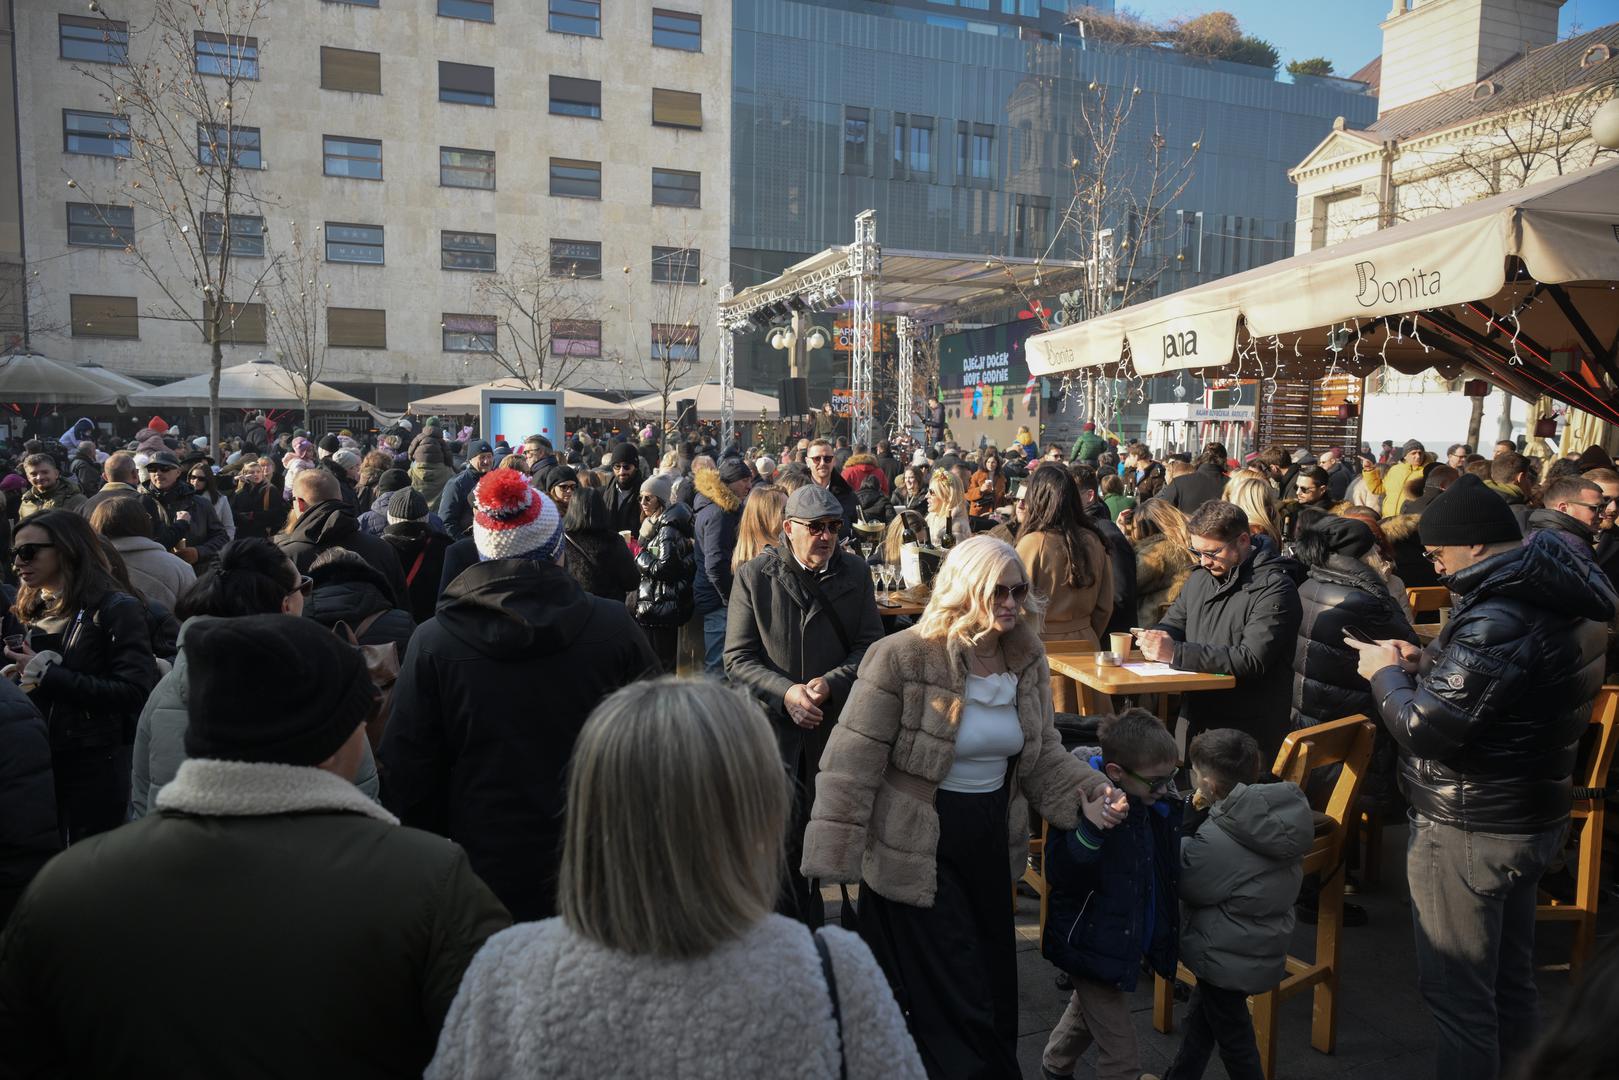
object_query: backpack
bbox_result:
[332,610,401,749]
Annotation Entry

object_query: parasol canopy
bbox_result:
[125,360,364,411]
[0,352,136,405]
[408,380,625,418]
[627,382,780,421]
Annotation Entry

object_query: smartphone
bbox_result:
[1343,626,1377,645]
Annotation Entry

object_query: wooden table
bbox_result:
[876,587,930,620]
[1047,648,1237,743]
[1414,624,1442,644]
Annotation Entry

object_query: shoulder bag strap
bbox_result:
[812,930,848,1080]
[404,547,428,586]
[796,568,854,657]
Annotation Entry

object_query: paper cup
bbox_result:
[1110,632,1133,658]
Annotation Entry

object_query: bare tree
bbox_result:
[66,0,274,450]
[262,222,326,432]
[618,244,715,441]
[0,265,68,349]
[469,242,613,391]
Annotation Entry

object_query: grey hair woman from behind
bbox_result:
[427,677,925,1080]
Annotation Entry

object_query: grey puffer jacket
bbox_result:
[1178,781,1314,994]
[130,633,380,818]
[426,915,924,1080]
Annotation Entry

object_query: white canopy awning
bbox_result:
[0,352,138,405]
[627,382,779,421]
[1026,159,1619,420]
[408,380,625,418]
[126,360,365,411]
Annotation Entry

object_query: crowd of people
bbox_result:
[0,409,1614,1080]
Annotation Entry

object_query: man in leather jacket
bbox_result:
[1348,473,1616,1080]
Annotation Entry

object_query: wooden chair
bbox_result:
[1406,585,1451,622]
[1536,686,1619,979]
[1153,714,1377,1080]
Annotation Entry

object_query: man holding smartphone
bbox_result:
[1346,473,1614,1080]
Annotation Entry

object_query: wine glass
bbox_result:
[883,564,900,601]
[871,565,884,605]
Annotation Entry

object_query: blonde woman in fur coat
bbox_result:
[802,536,1122,1080]
[429,678,924,1080]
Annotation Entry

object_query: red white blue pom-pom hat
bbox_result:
[472,469,565,563]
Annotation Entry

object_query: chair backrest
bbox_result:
[1407,586,1451,614]
[1574,686,1619,795]
[1272,714,1377,864]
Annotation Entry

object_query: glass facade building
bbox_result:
[730,0,1379,410]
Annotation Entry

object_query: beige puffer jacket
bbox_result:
[801,621,1110,908]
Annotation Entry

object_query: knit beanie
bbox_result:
[610,442,641,468]
[718,458,751,485]
[318,433,341,455]
[1309,515,1374,558]
[377,468,411,495]
[387,487,429,525]
[543,464,578,491]
[641,473,675,506]
[184,615,375,766]
[473,469,565,562]
[1417,473,1523,546]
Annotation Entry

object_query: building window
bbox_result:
[66,203,133,248]
[197,123,262,169]
[443,313,496,352]
[652,323,698,365]
[550,158,601,200]
[328,307,387,349]
[550,76,601,119]
[957,121,993,182]
[651,246,700,284]
[1013,194,1050,257]
[651,168,700,208]
[70,294,139,339]
[908,116,934,177]
[844,106,869,174]
[64,110,130,158]
[324,0,380,6]
[440,147,495,190]
[201,213,266,258]
[194,32,258,80]
[438,0,494,21]
[205,300,267,345]
[892,114,907,176]
[551,319,602,357]
[439,62,495,107]
[325,223,384,264]
[59,15,127,64]
[652,89,702,130]
[323,135,382,180]
[442,230,496,272]
[549,0,600,37]
[320,47,381,94]
[652,9,701,50]
[550,239,601,278]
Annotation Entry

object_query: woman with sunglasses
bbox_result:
[185,459,236,542]
[129,538,380,818]
[4,511,159,843]
[803,535,1122,1079]
[633,474,696,674]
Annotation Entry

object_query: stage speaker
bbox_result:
[675,398,696,429]
[778,377,808,418]
[1463,379,1490,397]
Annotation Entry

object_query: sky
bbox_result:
[1117,0,1619,77]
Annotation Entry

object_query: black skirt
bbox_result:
[858,783,1020,1080]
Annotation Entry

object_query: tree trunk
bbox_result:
[303,392,311,436]
[1466,390,1485,450]
[208,334,223,456]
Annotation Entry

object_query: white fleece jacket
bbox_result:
[427,914,925,1080]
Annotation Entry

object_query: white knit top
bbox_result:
[940,671,1024,794]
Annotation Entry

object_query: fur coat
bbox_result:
[1133,533,1193,629]
[801,621,1110,907]
[426,916,925,1080]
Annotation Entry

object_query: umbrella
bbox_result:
[126,360,364,411]
[73,364,154,397]
[1025,157,1619,422]
[408,380,626,418]
[0,351,131,404]
[627,382,780,420]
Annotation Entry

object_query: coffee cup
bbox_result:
[1109,632,1132,659]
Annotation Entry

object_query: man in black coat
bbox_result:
[381,472,657,922]
[276,469,408,608]
[1140,500,1302,759]
[0,682,58,928]
[437,439,495,540]
[606,442,644,536]
[725,483,883,925]
[141,451,228,571]
[805,438,858,536]
[1159,445,1229,514]
[0,615,510,1075]
[873,440,904,490]
[1349,475,1616,1080]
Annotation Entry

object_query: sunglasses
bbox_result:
[294,574,314,596]
[992,581,1030,605]
[808,455,836,464]
[1422,548,1444,564]
[149,465,179,474]
[13,542,55,563]
[1124,766,1178,795]
[1563,500,1603,512]
[794,518,844,536]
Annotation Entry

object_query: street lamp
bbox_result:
[767,314,828,378]
[1594,97,1619,151]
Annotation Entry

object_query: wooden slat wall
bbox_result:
[321,47,381,94]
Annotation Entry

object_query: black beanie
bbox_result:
[377,468,411,495]
[1308,515,1374,558]
[610,442,640,467]
[184,615,376,766]
[387,486,429,524]
[318,433,342,454]
[718,458,751,484]
[543,464,579,491]
[1417,473,1523,547]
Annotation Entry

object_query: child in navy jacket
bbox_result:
[1040,709,1182,1080]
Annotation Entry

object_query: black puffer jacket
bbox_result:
[229,479,289,541]
[0,680,60,927]
[275,499,409,610]
[27,588,160,752]
[379,559,657,921]
[1159,462,1226,514]
[634,502,696,628]
[1154,535,1303,759]
[563,530,639,601]
[143,480,228,569]
[302,548,416,652]
[1291,552,1416,731]
[1369,528,1617,833]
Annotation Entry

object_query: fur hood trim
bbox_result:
[843,452,878,469]
[1380,513,1421,544]
[156,758,399,824]
[692,467,741,512]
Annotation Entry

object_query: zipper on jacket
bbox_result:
[1066,890,1095,947]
